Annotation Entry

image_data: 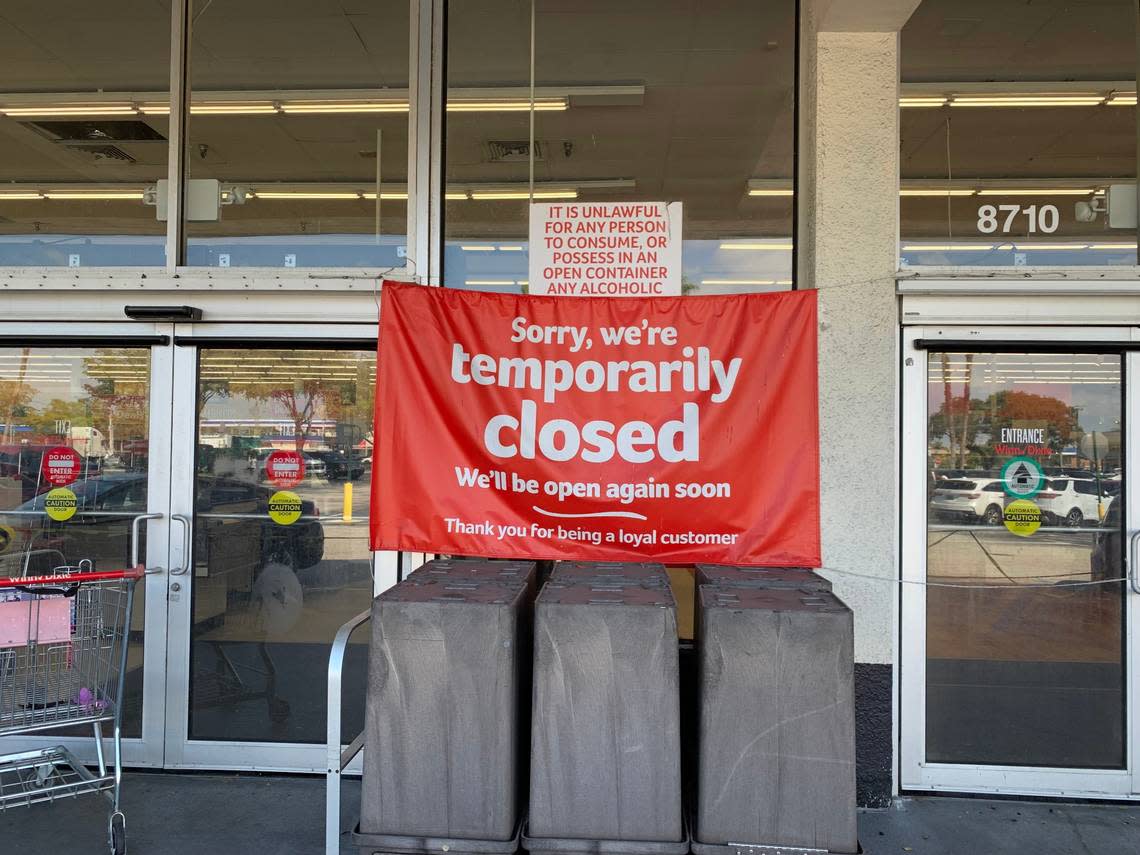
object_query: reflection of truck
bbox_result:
[69,426,106,458]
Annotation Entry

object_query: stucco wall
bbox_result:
[803,28,901,666]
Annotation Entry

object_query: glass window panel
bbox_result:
[0,346,152,737]
[901,2,1137,267]
[0,3,170,266]
[925,352,1124,767]
[185,1,409,268]
[444,0,796,294]
[189,347,374,743]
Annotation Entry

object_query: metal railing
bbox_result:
[325,608,371,855]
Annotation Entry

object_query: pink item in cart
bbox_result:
[74,687,108,711]
[0,598,72,647]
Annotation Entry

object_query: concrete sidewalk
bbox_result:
[1,772,1137,854]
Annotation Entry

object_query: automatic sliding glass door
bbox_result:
[164,328,378,771]
[901,333,1139,798]
[0,327,176,768]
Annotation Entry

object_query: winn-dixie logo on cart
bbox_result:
[370,282,821,565]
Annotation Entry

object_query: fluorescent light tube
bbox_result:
[447,98,567,112]
[718,242,794,251]
[700,279,778,285]
[252,191,362,200]
[469,190,578,200]
[281,101,408,113]
[900,189,976,196]
[975,188,1095,196]
[901,244,999,251]
[42,191,145,200]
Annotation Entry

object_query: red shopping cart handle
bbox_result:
[0,564,146,588]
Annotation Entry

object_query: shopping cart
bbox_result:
[0,560,144,855]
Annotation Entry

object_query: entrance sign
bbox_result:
[265,450,305,487]
[528,202,682,296]
[371,282,820,565]
[41,446,81,487]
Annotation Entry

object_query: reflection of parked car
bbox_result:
[307,450,364,481]
[0,473,324,576]
[0,445,102,503]
[252,449,327,482]
[1036,478,1105,527]
[930,478,1007,525]
[1091,496,1122,582]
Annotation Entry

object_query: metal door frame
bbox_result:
[162,319,395,773]
[0,321,177,769]
[899,324,1140,798]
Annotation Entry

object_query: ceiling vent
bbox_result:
[63,143,135,163]
[485,140,544,162]
[25,120,167,143]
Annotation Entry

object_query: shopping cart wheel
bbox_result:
[108,810,126,855]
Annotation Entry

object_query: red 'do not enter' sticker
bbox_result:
[265,450,305,488]
[42,446,82,487]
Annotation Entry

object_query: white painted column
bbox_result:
[798,0,919,805]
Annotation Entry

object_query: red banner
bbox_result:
[370,282,820,565]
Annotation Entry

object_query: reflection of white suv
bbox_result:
[1036,478,1104,527]
[930,478,1006,525]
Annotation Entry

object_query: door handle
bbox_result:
[1130,531,1140,595]
[171,513,192,576]
[130,512,163,571]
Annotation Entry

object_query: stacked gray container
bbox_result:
[527,561,686,853]
[694,563,832,591]
[694,585,857,855]
[357,559,536,852]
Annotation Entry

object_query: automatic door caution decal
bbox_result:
[268,491,302,526]
[44,488,78,522]
[370,281,821,565]
[1003,499,1042,537]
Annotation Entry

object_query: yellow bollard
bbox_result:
[343,482,353,523]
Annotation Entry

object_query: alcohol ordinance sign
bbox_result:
[370,282,820,565]
[528,202,682,296]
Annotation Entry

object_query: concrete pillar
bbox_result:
[798,0,920,806]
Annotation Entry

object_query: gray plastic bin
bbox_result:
[529,579,682,844]
[551,561,669,586]
[696,586,857,854]
[694,563,832,591]
[360,568,534,842]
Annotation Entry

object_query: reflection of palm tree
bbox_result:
[1,347,31,444]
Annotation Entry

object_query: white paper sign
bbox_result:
[528,201,682,296]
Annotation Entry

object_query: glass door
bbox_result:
[901,330,1140,798]
[0,325,176,768]
[163,325,379,771]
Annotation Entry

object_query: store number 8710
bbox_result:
[976,204,1060,234]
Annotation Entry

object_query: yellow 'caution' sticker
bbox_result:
[44,487,78,522]
[1003,498,1041,537]
[268,490,303,526]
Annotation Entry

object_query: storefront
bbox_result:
[1,0,1139,806]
